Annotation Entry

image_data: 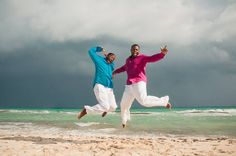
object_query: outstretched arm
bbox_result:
[145,53,165,63]
[145,46,168,63]
[112,65,126,78]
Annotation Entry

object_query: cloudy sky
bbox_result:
[0,0,236,108]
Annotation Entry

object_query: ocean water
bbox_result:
[0,107,236,137]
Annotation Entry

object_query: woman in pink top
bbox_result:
[113,44,172,128]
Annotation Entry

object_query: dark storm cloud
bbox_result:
[0,38,129,108]
[1,38,236,108]
[0,40,91,107]
[145,40,236,106]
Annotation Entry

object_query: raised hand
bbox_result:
[161,45,168,55]
[102,48,107,56]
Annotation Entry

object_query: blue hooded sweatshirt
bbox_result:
[88,47,114,88]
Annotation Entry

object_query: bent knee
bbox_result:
[138,98,147,106]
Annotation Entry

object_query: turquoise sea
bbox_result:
[0,107,236,137]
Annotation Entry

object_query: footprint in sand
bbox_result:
[218,149,226,153]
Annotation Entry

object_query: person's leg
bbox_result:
[84,84,110,114]
[133,81,170,107]
[108,89,117,112]
[102,88,117,117]
[78,84,110,119]
[120,85,135,127]
[77,108,87,119]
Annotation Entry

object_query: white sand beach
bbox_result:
[0,129,235,156]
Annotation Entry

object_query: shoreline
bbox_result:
[1,130,235,156]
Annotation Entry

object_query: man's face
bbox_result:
[131,46,140,57]
[106,54,116,64]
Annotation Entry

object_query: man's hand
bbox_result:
[102,48,107,57]
[112,73,115,79]
[161,45,168,55]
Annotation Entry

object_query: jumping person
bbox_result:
[112,44,171,127]
[77,46,117,119]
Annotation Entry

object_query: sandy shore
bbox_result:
[0,130,235,156]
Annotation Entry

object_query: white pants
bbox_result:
[120,81,169,124]
[84,84,117,114]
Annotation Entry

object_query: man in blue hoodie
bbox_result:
[77,46,117,119]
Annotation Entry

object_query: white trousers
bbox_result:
[120,81,169,124]
[85,84,117,114]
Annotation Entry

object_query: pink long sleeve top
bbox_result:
[113,52,165,85]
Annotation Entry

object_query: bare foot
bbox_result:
[122,124,126,128]
[102,112,107,117]
[166,102,172,109]
[77,108,87,120]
